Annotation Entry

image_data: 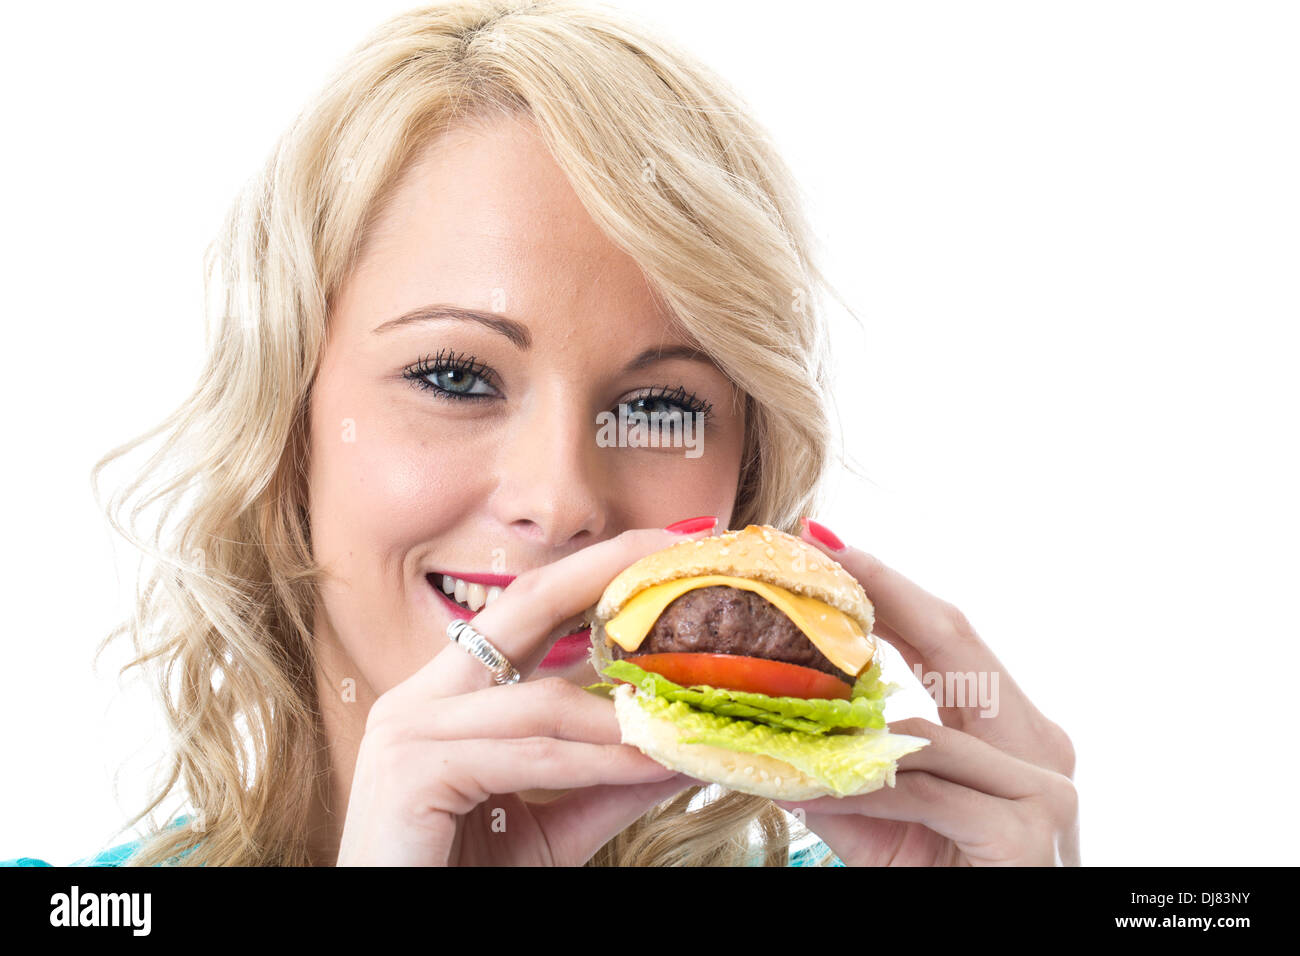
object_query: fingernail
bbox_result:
[802,517,845,552]
[665,516,718,534]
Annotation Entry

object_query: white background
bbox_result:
[1,0,1295,866]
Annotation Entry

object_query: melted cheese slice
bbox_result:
[603,575,874,678]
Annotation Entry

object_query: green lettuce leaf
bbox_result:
[600,658,893,735]
[850,660,900,703]
[630,692,929,796]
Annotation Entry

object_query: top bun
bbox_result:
[594,524,875,637]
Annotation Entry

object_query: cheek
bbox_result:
[306,380,496,684]
[601,431,745,528]
[308,387,494,569]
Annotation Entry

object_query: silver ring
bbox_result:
[446,619,521,685]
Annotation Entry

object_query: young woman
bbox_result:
[8,0,1077,866]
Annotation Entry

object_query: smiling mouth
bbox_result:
[427,570,593,670]
[427,572,509,614]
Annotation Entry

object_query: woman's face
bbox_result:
[307,113,746,696]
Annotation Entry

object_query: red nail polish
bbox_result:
[802,518,845,552]
[665,516,718,534]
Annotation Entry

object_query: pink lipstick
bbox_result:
[426,573,591,669]
[439,570,516,587]
[538,630,593,670]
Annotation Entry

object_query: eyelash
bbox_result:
[403,350,500,400]
[621,385,714,423]
[401,352,714,421]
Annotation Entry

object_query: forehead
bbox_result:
[346,112,677,344]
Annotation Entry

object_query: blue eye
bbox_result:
[620,385,713,422]
[625,396,683,419]
[403,351,499,400]
[428,366,491,395]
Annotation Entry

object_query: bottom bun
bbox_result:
[612,684,891,801]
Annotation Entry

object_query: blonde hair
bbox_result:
[93,0,842,866]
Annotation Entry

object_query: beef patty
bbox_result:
[608,585,857,683]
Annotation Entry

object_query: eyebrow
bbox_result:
[622,344,715,373]
[373,304,716,373]
[372,305,532,349]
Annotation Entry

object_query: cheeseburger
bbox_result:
[588,524,929,800]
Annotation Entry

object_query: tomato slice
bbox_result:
[625,653,853,701]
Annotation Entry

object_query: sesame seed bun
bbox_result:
[593,524,874,636]
[589,525,903,802]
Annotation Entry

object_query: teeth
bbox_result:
[436,574,508,610]
[466,583,487,612]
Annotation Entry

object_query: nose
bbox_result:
[486,389,608,550]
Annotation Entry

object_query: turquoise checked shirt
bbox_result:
[0,816,197,867]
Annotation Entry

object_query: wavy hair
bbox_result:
[92,0,844,866]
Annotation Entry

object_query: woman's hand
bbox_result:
[335,527,709,866]
[776,520,1080,866]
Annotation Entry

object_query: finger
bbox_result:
[409,737,681,817]
[529,774,698,865]
[372,677,626,746]
[776,769,1022,851]
[872,614,1029,740]
[882,718,1076,814]
[413,526,715,699]
[868,617,927,679]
